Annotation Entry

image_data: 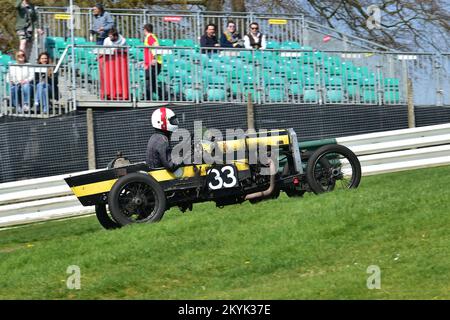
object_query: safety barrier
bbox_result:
[1,123,450,228]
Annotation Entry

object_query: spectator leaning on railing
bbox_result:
[90,3,115,45]
[220,21,244,48]
[200,23,220,55]
[7,50,34,112]
[244,22,267,50]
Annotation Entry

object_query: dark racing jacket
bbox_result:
[146,131,180,172]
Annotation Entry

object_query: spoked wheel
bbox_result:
[306,144,361,194]
[108,173,167,226]
[95,204,122,230]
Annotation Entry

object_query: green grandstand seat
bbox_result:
[325,76,343,88]
[267,88,285,102]
[362,90,378,103]
[346,72,362,84]
[183,88,202,101]
[347,85,360,99]
[230,81,243,97]
[353,66,370,77]
[289,82,303,96]
[228,58,244,68]
[326,56,341,66]
[313,51,327,63]
[341,61,354,71]
[126,38,143,47]
[299,66,315,77]
[159,39,174,46]
[262,59,276,70]
[360,77,376,87]
[300,46,313,51]
[216,64,233,75]
[266,41,280,49]
[207,88,227,101]
[286,71,302,83]
[273,64,293,78]
[303,76,317,88]
[73,37,87,44]
[267,76,285,87]
[384,78,400,89]
[128,47,144,60]
[299,55,314,65]
[384,90,400,104]
[303,89,318,102]
[175,39,195,47]
[206,75,226,90]
[1,55,12,65]
[326,90,344,103]
[239,50,251,60]
[280,41,301,49]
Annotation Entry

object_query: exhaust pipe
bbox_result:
[245,158,277,201]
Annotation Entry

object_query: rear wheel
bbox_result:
[108,173,167,226]
[306,144,361,194]
[95,204,121,230]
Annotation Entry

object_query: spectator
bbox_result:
[200,23,219,54]
[7,50,34,112]
[220,21,244,48]
[143,24,164,100]
[103,28,126,46]
[34,52,58,114]
[244,22,267,50]
[98,28,129,100]
[15,0,42,59]
[90,3,115,45]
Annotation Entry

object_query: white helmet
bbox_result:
[151,107,179,133]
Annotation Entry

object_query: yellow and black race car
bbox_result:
[65,129,361,229]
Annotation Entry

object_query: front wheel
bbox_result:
[108,173,167,226]
[306,144,361,194]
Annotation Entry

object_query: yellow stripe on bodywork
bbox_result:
[71,162,249,198]
[202,133,290,153]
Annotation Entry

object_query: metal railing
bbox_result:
[2,46,449,114]
[35,7,389,52]
[57,45,410,106]
[0,63,72,118]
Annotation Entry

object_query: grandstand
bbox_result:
[1,7,448,117]
[0,7,449,183]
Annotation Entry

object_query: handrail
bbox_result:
[54,45,71,74]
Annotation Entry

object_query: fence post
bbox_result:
[407,78,415,128]
[247,92,255,131]
[87,108,97,170]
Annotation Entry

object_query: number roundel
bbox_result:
[207,165,237,190]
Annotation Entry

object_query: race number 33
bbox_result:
[207,165,238,190]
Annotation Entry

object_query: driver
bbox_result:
[146,107,182,172]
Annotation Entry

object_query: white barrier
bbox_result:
[1,123,450,228]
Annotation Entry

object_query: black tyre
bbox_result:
[281,161,306,197]
[95,204,122,230]
[108,173,167,226]
[306,144,361,194]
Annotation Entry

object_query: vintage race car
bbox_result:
[65,128,361,229]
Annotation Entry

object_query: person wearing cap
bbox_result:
[90,3,115,45]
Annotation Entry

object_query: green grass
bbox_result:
[0,166,449,299]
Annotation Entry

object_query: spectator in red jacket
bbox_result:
[143,23,164,100]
